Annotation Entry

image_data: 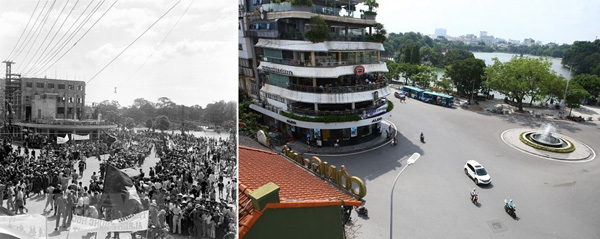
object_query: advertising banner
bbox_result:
[350,127,358,137]
[0,214,47,239]
[71,134,90,141]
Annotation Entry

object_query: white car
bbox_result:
[464,160,491,185]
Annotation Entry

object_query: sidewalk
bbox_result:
[240,121,396,156]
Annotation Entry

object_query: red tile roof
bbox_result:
[238,146,362,238]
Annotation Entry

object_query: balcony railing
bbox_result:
[261,3,370,20]
[290,100,387,117]
[260,55,381,67]
[288,81,388,94]
[245,30,280,38]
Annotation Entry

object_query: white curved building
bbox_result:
[240,0,390,147]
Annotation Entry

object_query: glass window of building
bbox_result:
[58,84,65,89]
[57,108,64,114]
[26,82,33,88]
[77,98,82,104]
[36,82,44,88]
[68,85,74,90]
[48,83,55,89]
[69,97,74,103]
[77,85,83,91]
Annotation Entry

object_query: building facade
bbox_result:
[5,77,85,122]
[240,0,391,147]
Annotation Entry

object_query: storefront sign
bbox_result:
[314,128,321,138]
[283,146,366,199]
[263,66,293,76]
[371,117,383,123]
[286,119,297,125]
[365,104,387,118]
[354,65,365,76]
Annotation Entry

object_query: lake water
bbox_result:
[472,52,573,80]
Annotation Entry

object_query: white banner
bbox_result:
[57,134,69,144]
[0,214,47,239]
[71,134,90,141]
[69,210,148,233]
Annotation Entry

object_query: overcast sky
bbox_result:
[376,0,599,44]
[0,0,236,107]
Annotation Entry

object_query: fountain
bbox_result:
[519,123,574,152]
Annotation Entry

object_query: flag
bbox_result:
[100,164,142,214]
[0,214,47,239]
[57,134,69,144]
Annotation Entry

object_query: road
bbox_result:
[319,92,600,238]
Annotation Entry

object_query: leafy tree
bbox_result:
[365,0,379,12]
[410,45,420,64]
[145,118,154,130]
[436,76,454,94]
[383,60,400,81]
[485,56,557,111]
[305,16,331,43]
[443,49,474,66]
[445,58,486,99]
[239,101,268,136]
[397,63,419,85]
[123,107,144,124]
[537,75,566,105]
[412,64,436,88]
[290,0,312,6]
[572,74,600,104]
[369,23,387,43]
[123,117,135,129]
[565,82,590,116]
[562,40,600,75]
[155,115,171,132]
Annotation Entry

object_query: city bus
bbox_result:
[401,85,424,99]
[422,91,454,107]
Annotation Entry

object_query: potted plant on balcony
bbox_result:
[362,0,378,20]
[290,0,313,11]
[305,16,331,43]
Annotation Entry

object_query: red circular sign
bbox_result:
[354,65,365,76]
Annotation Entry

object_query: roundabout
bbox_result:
[501,127,596,163]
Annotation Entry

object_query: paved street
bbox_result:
[319,92,600,238]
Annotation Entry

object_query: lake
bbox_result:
[472,52,573,80]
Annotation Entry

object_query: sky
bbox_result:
[0,0,237,107]
[376,0,600,45]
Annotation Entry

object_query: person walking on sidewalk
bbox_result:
[55,189,66,231]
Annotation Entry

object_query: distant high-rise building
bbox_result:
[480,31,488,38]
[435,28,447,37]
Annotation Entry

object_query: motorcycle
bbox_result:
[420,133,425,143]
[391,136,398,146]
[504,199,516,217]
[470,193,478,204]
[355,205,368,218]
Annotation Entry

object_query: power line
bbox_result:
[22,0,81,75]
[9,0,49,61]
[6,0,41,60]
[28,0,95,76]
[87,0,183,85]
[125,0,195,82]
[30,0,108,77]
[19,0,71,74]
[14,0,57,71]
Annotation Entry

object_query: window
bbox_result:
[36,82,44,88]
[69,97,74,103]
[48,83,55,89]
[77,85,83,91]
[25,96,30,102]
[239,44,243,50]
[58,84,65,89]
[77,98,82,104]
[57,108,64,114]
[26,82,33,88]
[68,85,74,90]
[67,108,73,114]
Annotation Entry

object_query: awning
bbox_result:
[258,61,388,78]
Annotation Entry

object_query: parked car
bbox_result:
[464,160,491,185]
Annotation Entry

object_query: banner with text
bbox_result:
[69,210,148,234]
[71,134,90,141]
[0,214,47,239]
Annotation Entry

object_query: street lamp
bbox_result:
[390,152,421,239]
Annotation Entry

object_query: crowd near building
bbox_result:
[239,0,391,147]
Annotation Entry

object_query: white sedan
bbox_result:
[464,160,491,185]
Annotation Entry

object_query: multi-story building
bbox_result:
[240,0,391,147]
[5,77,85,122]
[239,0,258,99]
[435,28,447,38]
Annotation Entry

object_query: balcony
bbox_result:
[259,55,381,67]
[290,100,387,117]
[288,81,388,94]
[245,30,280,38]
[261,3,371,20]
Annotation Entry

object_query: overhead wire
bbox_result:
[86,0,183,85]
[22,0,81,75]
[30,0,109,77]
[125,0,195,82]
[28,0,96,76]
[15,0,57,72]
[19,0,71,74]
[9,0,49,61]
[6,0,41,60]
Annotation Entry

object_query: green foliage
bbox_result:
[280,111,361,123]
[365,0,379,11]
[436,76,454,94]
[145,118,154,129]
[368,23,387,43]
[519,132,575,153]
[443,49,475,66]
[412,64,436,88]
[396,63,419,84]
[572,74,600,98]
[387,99,394,112]
[565,82,590,114]
[305,16,331,43]
[290,0,312,7]
[239,101,268,136]
[155,115,171,132]
[562,40,600,75]
[485,56,558,111]
[444,58,486,96]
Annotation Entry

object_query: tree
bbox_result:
[123,117,135,129]
[305,16,331,43]
[369,23,387,43]
[155,115,171,132]
[365,0,379,12]
[436,76,454,94]
[442,49,474,66]
[572,74,600,100]
[412,64,436,88]
[397,63,419,85]
[565,82,590,116]
[485,56,557,111]
[445,58,486,99]
[145,118,154,130]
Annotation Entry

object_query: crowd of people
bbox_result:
[0,129,237,239]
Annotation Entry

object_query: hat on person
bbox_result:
[195,204,201,208]
[177,193,183,197]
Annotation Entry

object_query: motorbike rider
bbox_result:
[470,188,477,200]
[420,132,424,142]
[507,199,515,209]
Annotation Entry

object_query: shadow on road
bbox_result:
[478,183,494,190]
